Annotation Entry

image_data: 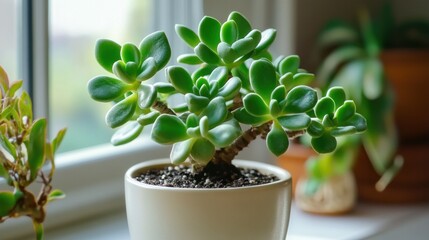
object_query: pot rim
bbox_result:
[125,158,291,192]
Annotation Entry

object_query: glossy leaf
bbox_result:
[307,120,325,138]
[228,11,252,38]
[278,114,311,130]
[327,87,346,108]
[341,113,367,132]
[206,121,241,148]
[47,189,66,202]
[170,139,195,164]
[121,43,140,64]
[195,43,221,64]
[315,97,335,119]
[111,121,143,146]
[217,77,241,100]
[243,93,270,116]
[217,42,239,63]
[270,99,281,117]
[28,119,47,180]
[138,84,157,109]
[0,191,16,217]
[266,122,289,156]
[105,92,137,128]
[200,97,227,127]
[330,126,356,137]
[167,66,194,94]
[208,67,228,85]
[271,85,286,103]
[186,94,209,114]
[175,24,200,48]
[137,111,160,126]
[88,76,127,102]
[152,114,188,144]
[137,57,157,81]
[139,31,171,70]
[191,138,215,164]
[255,28,276,54]
[279,55,300,75]
[231,37,256,56]
[199,16,221,51]
[335,100,356,123]
[113,61,134,83]
[311,133,337,153]
[192,64,216,81]
[250,59,277,103]
[177,54,203,65]
[95,39,121,72]
[221,20,238,45]
[287,73,314,91]
[233,108,270,125]
[283,86,318,113]
[154,82,175,94]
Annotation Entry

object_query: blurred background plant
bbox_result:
[0,66,66,240]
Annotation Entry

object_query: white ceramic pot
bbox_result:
[125,159,292,240]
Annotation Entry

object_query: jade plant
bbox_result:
[0,66,66,240]
[88,11,366,173]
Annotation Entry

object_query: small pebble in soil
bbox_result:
[134,164,279,189]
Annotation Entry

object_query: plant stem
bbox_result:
[213,122,271,164]
[152,100,175,115]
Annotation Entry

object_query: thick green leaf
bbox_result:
[137,111,160,126]
[283,86,318,113]
[233,108,270,125]
[249,59,277,103]
[192,64,216,81]
[51,128,67,154]
[243,93,270,116]
[199,16,221,51]
[175,24,200,48]
[138,84,157,109]
[95,39,121,72]
[154,82,175,94]
[7,80,23,98]
[330,126,356,137]
[231,63,250,90]
[266,122,289,156]
[228,11,252,38]
[200,97,227,127]
[121,43,140,64]
[167,66,194,94]
[105,92,137,128]
[254,28,276,55]
[287,73,314,91]
[307,120,325,137]
[186,94,209,114]
[335,100,356,123]
[170,139,195,164]
[217,42,239,63]
[139,31,171,70]
[315,97,335,119]
[208,67,228,85]
[231,37,256,56]
[137,57,157,81]
[329,60,365,104]
[28,119,47,180]
[278,114,311,130]
[206,120,241,148]
[177,54,203,65]
[88,76,127,102]
[322,114,336,128]
[270,99,282,117]
[48,189,66,202]
[0,191,16,217]
[327,87,346,108]
[217,77,241,100]
[111,121,143,146]
[221,20,238,45]
[311,133,337,153]
[341,113,367,132]
[191,138,215,164]
[271,85,286,103]
[112,61,134,83]
[279,72,293,87]
[194,43,221,64]
[152,114,188,144]
[199,116,210,137]
[279,55,300,75]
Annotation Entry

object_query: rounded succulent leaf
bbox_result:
[221,20,238,45]
[311,133,337,153]
[278,114,311,130]
[335,100,356,123]
[152,114,188,144]
[287,73,314,91]
[279,55,300,75]
[106,92,137,128]
[200,97,227,127]
[228,11,252,38]
[307,120,325,137]
[231,37,256,56]
[330,126,356,137]
[27,118,47,180]
[137,111,160,126]
[177,54,203,65]
[194,43,221,64]
[0,191,16,217]
[250,59,277,103]
[271,85,286,103]
[283,86,317,114]
[198,16,221,51]
[270,99,282,117]
[186,94,210,114]
[191,65,216,82]
[191,138,215,164]
[217,42,239,63]
[255,28,277,54]
[137,57,157,81]
[327,86,346,108]
[217,77,241,100]
[266,122,289,156]
[233,108,270,125]
[175,24,200,48]
[170,139,195,164]
[138,84,157,109]
[167,66,194,94]
[111,121,143,146]
[153,82,175,94]
[139,31,171,70]
[121,43,141,64]
[88,76,127,102]
[208,66,228,85]
[315,96,336,119]
[206,120,241,148]
[95,39,121,72]
[243,93,270,116]
[113,61,134,83]
[341,113,367,132]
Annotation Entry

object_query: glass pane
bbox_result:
[0,0,18,80]
[49,0,153,152]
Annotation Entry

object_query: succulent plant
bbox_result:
[0,66,66,240]
[88,11,366,170]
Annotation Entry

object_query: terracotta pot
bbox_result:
[381,49,429,143]
[277,143,316,194]
[125,159,292,240]
[354,142,429,203]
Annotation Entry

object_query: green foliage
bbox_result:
[0,66,66,240]
[89,11,366,167]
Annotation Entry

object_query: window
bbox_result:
[0,0,18,80]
